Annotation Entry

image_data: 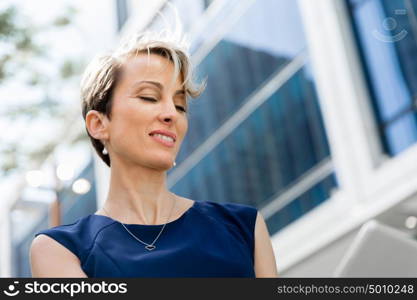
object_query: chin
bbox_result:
[147,160,174,171]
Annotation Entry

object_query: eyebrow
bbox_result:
[135,80,185,95]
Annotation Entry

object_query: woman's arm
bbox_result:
[254,212,279,277]
[30,234,88,278]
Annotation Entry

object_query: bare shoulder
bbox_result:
[254,212,279,277]
[175,195,196,212]
[30,234,87,278]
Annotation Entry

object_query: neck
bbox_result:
[104,158,176,225]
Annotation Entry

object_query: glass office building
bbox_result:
[148,0,338,235]
[145,0,417,276]
[11,160,97,277]
[348,0,417,156]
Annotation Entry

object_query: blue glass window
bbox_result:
[116,0,129,31]
[169,0,336,234]
[172,63,335,233]
[178,0,307,161]
[347,0,417,155]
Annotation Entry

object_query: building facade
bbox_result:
[6,0,417,277]
[136,0,417,276]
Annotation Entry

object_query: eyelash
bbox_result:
[140,97,187,113]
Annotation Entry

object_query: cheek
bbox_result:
[180,118,188,138]
[114,111,136,132]
[110,108,146,141]
[118,100,149,123]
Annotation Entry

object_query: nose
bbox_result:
[158,100,177,125]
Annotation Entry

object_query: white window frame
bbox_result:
[275,0,417,273]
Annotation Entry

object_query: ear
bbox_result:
[85,110,109,141]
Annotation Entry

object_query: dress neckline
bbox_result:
[92,200,198,227]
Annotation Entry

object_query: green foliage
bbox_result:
[60,59,82,79]
[0,144,18,174]
[53,6,77,27]
[0,4,86,176]
[0,7,18,37]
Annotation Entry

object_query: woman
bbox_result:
[30,31,278,278]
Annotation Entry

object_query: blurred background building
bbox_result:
[1,0,417,277]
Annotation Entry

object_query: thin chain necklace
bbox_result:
[102,196,176,251]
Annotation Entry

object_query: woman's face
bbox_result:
[105,53,188,171]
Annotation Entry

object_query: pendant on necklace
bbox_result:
[145,245,156,251]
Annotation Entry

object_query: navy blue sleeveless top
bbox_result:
[35,200,258,277]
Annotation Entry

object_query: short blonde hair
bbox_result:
[81,31,206,167]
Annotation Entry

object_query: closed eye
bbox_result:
[140,97,187,113]
[140,97,157,102]
[176,106,187,113]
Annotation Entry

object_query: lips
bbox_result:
[149,130,177,141]
[149,129,177,148]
